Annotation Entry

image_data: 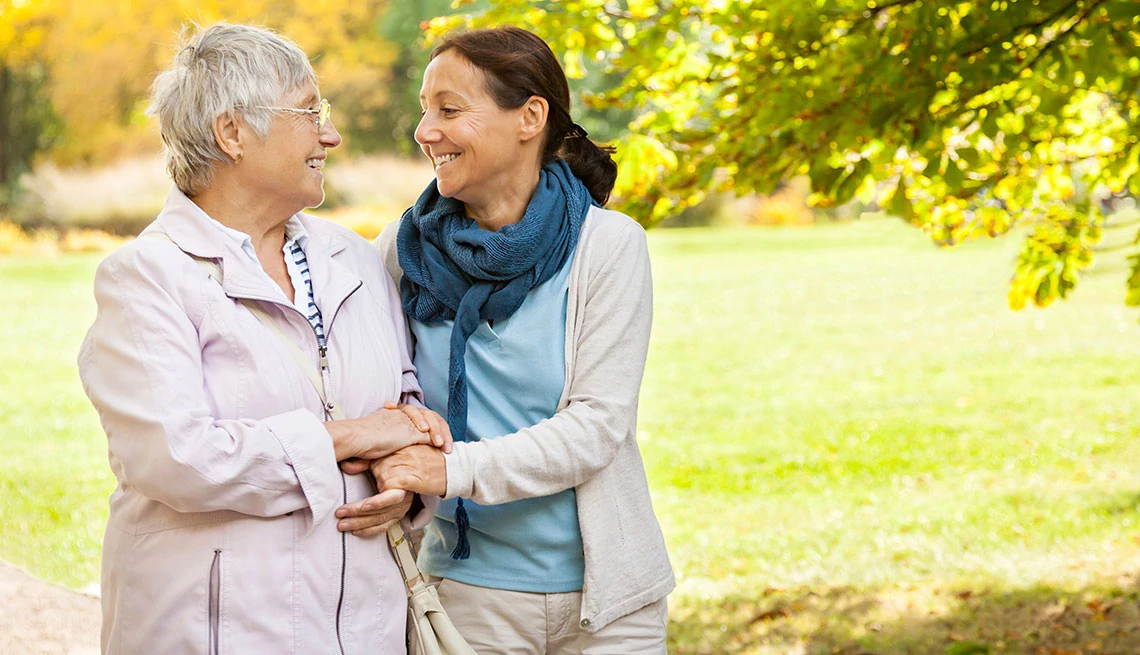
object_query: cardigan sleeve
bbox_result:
[442,215,652,504]
[375,221,425,408]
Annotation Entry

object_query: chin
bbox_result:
[434,180,466,202]
[303,187,326,210]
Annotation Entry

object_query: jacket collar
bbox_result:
[150,186,358,307]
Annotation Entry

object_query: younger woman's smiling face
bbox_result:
[414,50,540,214]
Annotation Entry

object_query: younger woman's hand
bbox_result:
[384,402,453,453]
[370,445,447,497]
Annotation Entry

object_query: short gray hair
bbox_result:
[148,23,317,196]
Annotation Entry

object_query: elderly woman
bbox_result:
[342,25,674,654]
[77,23,448,654]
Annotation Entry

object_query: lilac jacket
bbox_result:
[79,188,420,654]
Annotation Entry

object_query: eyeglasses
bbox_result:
[256,98,331,128]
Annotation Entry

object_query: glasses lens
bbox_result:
[318,99,330,127]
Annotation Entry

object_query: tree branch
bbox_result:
[959,0,1081,58]
[858,0,923,23]
[1020,0,1109,74]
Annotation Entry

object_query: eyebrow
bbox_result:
[420,90,463,104]
[299,91,319,107]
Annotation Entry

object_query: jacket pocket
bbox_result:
[209,548,222,655]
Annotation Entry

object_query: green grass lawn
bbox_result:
[4,220,1140,653]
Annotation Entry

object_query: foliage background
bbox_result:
[4,0,1139,307]
[3,1,1140,652]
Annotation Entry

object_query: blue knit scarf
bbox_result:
[397,159,592,559]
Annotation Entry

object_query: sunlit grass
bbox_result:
[639,220,1140,652]
[0,254,110,587]
[4,219,1140,652]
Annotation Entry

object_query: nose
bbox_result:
[320,118,342,149]
[414,112,440,148]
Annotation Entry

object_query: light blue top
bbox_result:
[412,255,584,593]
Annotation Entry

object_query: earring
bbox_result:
[234,152,243,164]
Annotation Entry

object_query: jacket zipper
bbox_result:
[213,263,361,654]
[284,282,360,655]
[335,473,348,655]
[324,290,357,655]
[209,549,221,655]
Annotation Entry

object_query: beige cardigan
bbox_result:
[377,205,675,632]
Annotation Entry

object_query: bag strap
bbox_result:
[387,522,428,593]
[141,230,343,420]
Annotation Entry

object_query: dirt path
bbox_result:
[0,561,99,655]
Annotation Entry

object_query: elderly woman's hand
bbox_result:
[334,488,413,536]
[336,446,446,529]
[326,408,436,462]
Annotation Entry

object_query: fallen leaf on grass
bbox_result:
[748,606,790,624]
[1043,602,1070,622]
[1084,598,1120,622]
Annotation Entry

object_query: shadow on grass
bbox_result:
[669,578,1140,654]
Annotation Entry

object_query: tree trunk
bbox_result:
[0,65,10,192]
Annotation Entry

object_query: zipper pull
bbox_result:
[318,345,335,418]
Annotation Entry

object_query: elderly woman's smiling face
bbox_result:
[239,81,341,212]
[415,50,540,212]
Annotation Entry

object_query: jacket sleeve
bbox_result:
[442,218,653,505]
[78,247,344,527]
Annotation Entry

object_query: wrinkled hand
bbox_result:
[384,401,453,454]
[372,444,447,497]
[335,488,413,536]
[337,403,452,475]
[326,408,432,462]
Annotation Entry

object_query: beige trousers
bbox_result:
[428,577,668,655]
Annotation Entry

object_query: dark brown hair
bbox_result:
[432,26,617,205]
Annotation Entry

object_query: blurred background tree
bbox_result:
[442,0,1139,310]
[0,0,445,189]
[0,1,63,208]
[2,0,1138,309]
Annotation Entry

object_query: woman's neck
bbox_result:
[191,179,291,253]
[464,166,541,232]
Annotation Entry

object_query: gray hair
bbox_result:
[148,23,317,196]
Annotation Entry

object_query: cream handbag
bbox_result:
[389,523,477,655]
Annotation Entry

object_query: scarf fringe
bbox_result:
[450,499,471,560]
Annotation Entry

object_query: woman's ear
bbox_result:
[213,111,245,163]
[518,95,548,144]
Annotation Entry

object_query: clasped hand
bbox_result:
[332,403,450,536]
